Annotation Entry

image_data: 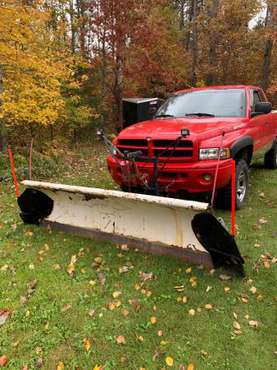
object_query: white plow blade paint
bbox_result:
[18,180,244,273]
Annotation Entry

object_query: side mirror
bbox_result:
[252,102,272,117]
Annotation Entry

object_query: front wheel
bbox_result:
[264,141,277,169]
[217,159,249,210]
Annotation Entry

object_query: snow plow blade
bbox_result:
[18,180,244,275]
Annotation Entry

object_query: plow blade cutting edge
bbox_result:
[18,180,244,275]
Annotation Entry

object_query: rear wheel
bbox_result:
[217,159,249,210]
[264,141,277,169]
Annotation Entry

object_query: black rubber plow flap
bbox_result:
[18,181,244,276]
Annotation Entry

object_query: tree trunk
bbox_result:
[205,0,219,85]
[113,55,123,132]
[191,0,198,85]
[76,0,87,58]
[261,5,274,91]
[0,67,7,152]
[100,30,108,127]
[69,0,76,53]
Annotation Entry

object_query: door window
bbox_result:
[250,90,262,112]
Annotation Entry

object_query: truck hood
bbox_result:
[118,117,246,141]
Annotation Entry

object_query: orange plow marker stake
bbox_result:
[7,147,20,198]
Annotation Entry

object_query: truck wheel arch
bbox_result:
[231,136,253,165]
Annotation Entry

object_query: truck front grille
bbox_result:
[117,138,194,161]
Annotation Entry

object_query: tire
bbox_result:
[217,159,249,210]
[264,141,277,169]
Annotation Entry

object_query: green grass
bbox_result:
[0,148,276,369]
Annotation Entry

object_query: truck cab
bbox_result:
[107,85,277,208]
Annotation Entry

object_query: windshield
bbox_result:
[156,89,246,118]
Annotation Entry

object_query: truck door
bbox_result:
[249,89,272,151]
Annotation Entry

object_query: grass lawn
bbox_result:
[0,147,276,369]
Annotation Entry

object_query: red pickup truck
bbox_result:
[107,85,277,208]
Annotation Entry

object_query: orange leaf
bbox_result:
[56,362,64,370]
[83,338,92,351]
[0,355,8,367]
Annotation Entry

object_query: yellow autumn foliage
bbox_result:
[0,0,71,128]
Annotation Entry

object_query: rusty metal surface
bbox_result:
[43,220,214,269]
[21,180,210,211]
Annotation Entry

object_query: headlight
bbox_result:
[199,148,231,160]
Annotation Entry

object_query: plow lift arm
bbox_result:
[17,130,245,276]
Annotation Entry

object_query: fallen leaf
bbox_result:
[157,330,163,337]
[219,274,232,281]
[108,300,121,310]
[112,291,122,299]
[83,338,92,351]
[233,321,241,330]
[165,356,174,367]
[174,285,185,292]
[249,320,259,328]
[241,297,248,303]
[234,329,242,336]
[137,335,144,342]
[206,286,212,292]
[150,316,157,324]
[0,355,8,367]
[116,335,126,344]
[88,309,95,317]
[0,310,10,326]
[139,271,155,281]
[128,299,141,312]
[56,362,64,370]
[259,217,267,224]
[188,309,196,316]
[233,312,238,319]
[187,364,195,370]
[250,286,257,294]
[97,272,106,285]
[224,287,230,292]
[93,366,104,370]
[121,309,129,317]
[205,304,213,310]
[121,244,129,251]
[94,256,103,264]
[67,255,77,277]
[186,267,192,274]
[61,304,71,313]
[119,266,129,273]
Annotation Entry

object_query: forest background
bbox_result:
[0,0,276,151]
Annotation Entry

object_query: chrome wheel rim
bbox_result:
[237,170,247,202]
